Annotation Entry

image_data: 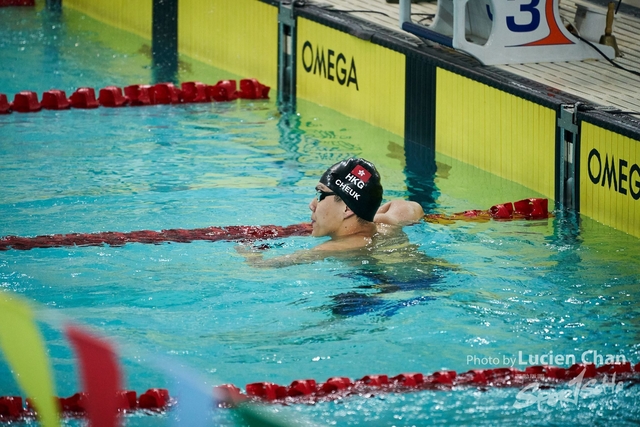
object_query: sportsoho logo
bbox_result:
[300,41,359,90]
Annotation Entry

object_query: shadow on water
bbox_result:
[403,139,441,214]
[275,113,309,187]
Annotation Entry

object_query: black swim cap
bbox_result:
[319,158,383,222]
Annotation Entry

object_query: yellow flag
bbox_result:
[0,293,59,427]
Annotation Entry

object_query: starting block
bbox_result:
[399,0,615,65]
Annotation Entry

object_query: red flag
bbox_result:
[351,165,371,183]
[65,324,123,427]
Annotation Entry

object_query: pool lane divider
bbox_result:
[0,198,552,251]
[220,361,640,405]
[0,388,170,421]
[424,198,551,224]
[1,362,639,422]
[0,224,313,251]
[0,0,34,6]
[0,79,270,114]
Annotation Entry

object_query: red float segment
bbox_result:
[152,83,181,104]
[98,86,128,107]
[138,388,170,410]
[214,384,247,405]
[41,90,70,110]
[456,369,489,385]
[514,198,549,219]
[595,362,631,374]
[238,78,270,99]
[0,94,11,114]
[117,390,138,410]
[124,84,153,106]
[208,80,238,102]
[319,377,353,394]
[544,366,568,380]
[70,88,99,109]
[58,392,87,414]
[0,0,35,5]
[391,373,424,387]
[245,382,287,401]
[429,370,457,385]
[475,368,523,386]
[357,374,389,387]
[181,81,210,103]
[489,203,514,220]
[287,379,317,397]
[567,363,597,379]
[0,396,24,418]
[12,91,41,112]
[0,0,36,7]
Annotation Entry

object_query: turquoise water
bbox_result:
[1,5,640,427]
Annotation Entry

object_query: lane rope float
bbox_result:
[217,361,640,405]
[0,388,170,421]
[424,198,551,224]
[1,362,638,422]
[0,79,269,114]
[0,224,313,251]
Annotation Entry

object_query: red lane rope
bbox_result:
[217,361,640,405]
[0,0,34,6]
[424,198,552,224]
[0,388,170,421]
[0,224,312,251]
[1,362,638,421]
[0,198,551,251]
[0,79,269,115]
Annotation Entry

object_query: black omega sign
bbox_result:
[301,41,359,91]
[587,148,640,200]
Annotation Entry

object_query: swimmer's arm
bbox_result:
[235,245,327,268]
[374,200,424,226]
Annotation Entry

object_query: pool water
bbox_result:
[1,5,640,427]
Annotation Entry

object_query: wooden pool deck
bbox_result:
[315,0,640,115]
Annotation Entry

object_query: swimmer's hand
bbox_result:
[234,244,266,266]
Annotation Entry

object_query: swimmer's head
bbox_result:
[319,158,383,222]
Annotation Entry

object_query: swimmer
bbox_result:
[237,158,425,267]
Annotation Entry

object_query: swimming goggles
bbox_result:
[316,190,336,202]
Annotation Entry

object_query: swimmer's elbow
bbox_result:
[405,201,425,222]
[374,200,424,225]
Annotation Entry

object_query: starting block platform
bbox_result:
[398,0,616,65]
